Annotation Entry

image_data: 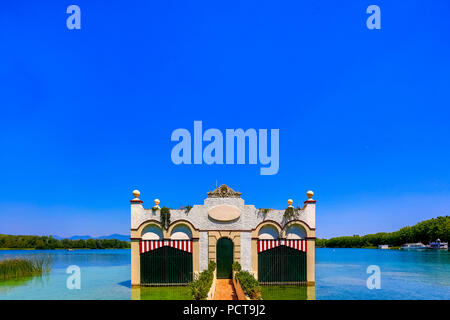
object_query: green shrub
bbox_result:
[232,261,241,272]
[183,205,193,214]
[190,269,214,300]
[235,271,261,300]
[208,260,216,272]
[160,207,171,230]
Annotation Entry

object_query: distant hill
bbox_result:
[96,234,130,241]
[52,234,129,241]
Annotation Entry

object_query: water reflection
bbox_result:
[0,274,51,293]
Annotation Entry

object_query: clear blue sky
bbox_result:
[0,1,449,238]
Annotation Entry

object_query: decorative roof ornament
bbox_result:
[207,184,242,198]
[153,199,161,210]
[130,189,143,204]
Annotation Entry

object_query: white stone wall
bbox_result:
[199,231,209,271]
[131,196,315,232]
[240,232,252,271]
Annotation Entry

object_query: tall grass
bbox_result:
[0,256,53,281]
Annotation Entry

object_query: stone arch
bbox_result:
[170,224,193,240]
[167,220,199,239]
[283,220,314,238]
[258,225,280,239]
[134,220,162,239]
[252,220,282,238]
[285,224,307,239]
[141,225,163,240]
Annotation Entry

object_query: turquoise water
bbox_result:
[316,248,450,300]
[0,248,448,300]
[0,249,130,300]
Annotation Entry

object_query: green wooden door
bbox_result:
[140,246,192,285]
[258,245,306,284]
[216,238,233,279]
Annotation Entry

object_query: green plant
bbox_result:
[258,208,270,216]
[160,207,171,230]
[184,205,193,214]
[235,271,261,300]
[0,256,53,281]
[190,269,214,300]
[283,206,300,221]
[232,261,241,272]
[208,260,216,272]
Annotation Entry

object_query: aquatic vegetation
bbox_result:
[0,256,53,281]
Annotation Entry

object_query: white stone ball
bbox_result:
[307,191,314,199]
[132,190,140,198]
[154,199,160,205]
[287,199,293,205]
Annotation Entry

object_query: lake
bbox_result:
[0,248,448,300]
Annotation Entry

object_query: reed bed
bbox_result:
[0,256,53,281]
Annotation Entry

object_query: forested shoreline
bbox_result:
[316,216,449,248]
[0,234,130,249]
[2,216,448,250]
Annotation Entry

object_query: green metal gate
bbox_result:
[216,238,233,279]
[140,246,192,285]
[258,244,306,284]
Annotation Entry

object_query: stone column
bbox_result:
[251,238,258,278]
[131,239,141,286]
[306,238,315,285]
[304,190,316,286]
[130,190,143,287]
[192,238,200,275]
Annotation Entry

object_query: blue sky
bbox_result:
[0,0,449,238]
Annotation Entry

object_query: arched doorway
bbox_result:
[216,238,233,279]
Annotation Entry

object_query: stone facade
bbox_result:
[130,185,316,286]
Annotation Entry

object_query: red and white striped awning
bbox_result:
[258,239,307,253]
[140,240,192,254]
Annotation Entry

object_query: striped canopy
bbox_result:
[258,239,307,253]
[140,240,192,254]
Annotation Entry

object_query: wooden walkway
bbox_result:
[213,279,237,300]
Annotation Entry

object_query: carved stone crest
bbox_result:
[207,184,241,198]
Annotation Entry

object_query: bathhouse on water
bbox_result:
[130,185,316,286]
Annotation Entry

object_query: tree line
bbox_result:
[0,234,130,249]
[316,216,449,248]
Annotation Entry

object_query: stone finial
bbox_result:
[153,199,161,210]
[287,199,293,207]
[130,189,143,204]
[304,190,316,204]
